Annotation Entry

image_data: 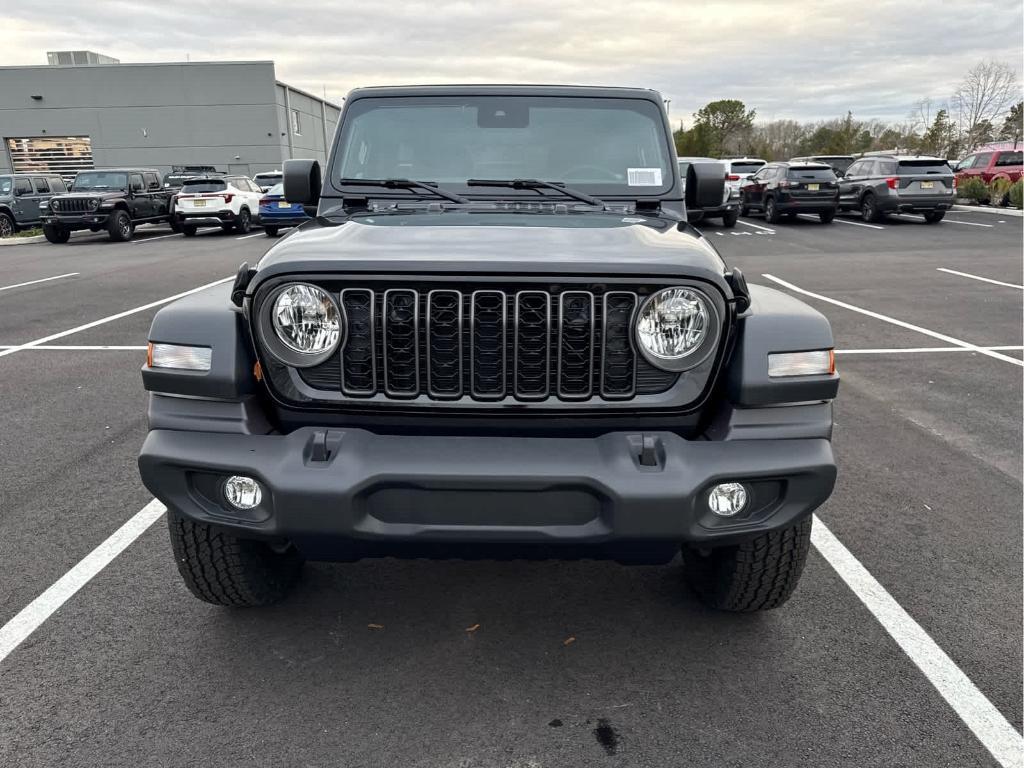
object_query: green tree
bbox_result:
[920,109,958,157]
[690,100,756,156]
[998,102,1023,143]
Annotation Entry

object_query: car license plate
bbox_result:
[921,181,934,189]
[193,199,206,207]
[278,201,290,208]
[807,183,819,191]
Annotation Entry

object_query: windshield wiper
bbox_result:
[337,178,468,204]
[466,178,606,207]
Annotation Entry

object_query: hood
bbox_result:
[54,190,125,200]
[252,210,729,291]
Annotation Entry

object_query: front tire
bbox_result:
[234,207,252,233]
[182,224,198,237]
[923,210,945,223]
[861,194,882,223]
[264,225,280,237]
[683,517,813,612]
[43,224,71,244]
[819,209,836,224]
[167,512,304,607]
[107,210,133,242]
[720,209,738,228]
[0,212,14,238]
[764,196,781,224]
[738,193,749,217]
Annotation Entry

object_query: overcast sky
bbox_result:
[5,0,1022,124]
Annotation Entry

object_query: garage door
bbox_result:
[6,136,94,182]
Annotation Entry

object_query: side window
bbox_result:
[996,151,1022,166]
[291,109,302,136]
[33,177,49,193]
[143,172,160,190]
[129,174,145,192]
[14,178,32,196]
[957,155,975,170]
[973,152,993,168]
[877,160,898,175]
[246,179,260,193]
[859,160,876,176]
[49,178,67,193]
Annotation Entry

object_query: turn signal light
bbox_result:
[147,342,212,371]
[726,174,741,181]
[767,349,834,377]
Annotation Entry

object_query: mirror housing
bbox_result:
[686,162,727,209]
[284,159,321,214]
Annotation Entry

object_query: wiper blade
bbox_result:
[337,177,468,204]
[466,178,605,207]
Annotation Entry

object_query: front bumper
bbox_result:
[41,213,111,229]
[139,427,836,563]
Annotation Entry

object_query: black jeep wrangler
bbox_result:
[139,86,838,612]
[42,168,174,243]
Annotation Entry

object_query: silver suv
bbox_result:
[838,154,954,223]
[0,174,68,237]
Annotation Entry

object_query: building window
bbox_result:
[291,109,302,136]
[6,136,94,183]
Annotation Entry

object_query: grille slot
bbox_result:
[54,198,93,213]
[296,284,681,403]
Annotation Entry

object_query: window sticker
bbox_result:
[627,168,662,186]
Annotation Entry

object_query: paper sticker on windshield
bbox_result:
[627,168,662,187]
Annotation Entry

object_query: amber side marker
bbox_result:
[253,361,263,381]
[829,349,836,374]
[146,342,153,368]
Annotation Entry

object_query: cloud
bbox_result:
[3,0,1021,123]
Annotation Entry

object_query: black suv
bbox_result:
[139,85,838,613]
[738,162,839,223]
[790,155,855,176]
[839,154,954,223]
[42,168,174,243]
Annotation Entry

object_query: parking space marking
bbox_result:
[0,276,232,360]
[0,500,166,665]
[132,232,182,244]
[830,216,885,230]
[0,273,79,292]
[812,516,1024,768]
[901,214,995,228]
[736,219,776,233]
[937,268,1024,290]
[0,345,147,350]
[836,345,1023,355]
[235,232,265,240]
[763,274,1024,368]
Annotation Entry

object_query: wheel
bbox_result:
[819,209,836,224]
[764,196,781,224]
[264,225,280,237]
[0,212,14,238]
[682,516,813,612]
[720,209,738,228]
[167,511,303,607]
[169,218,182,233]
[923,210,945,223]
[182,224,198,237]
[43,224,70,244]
[234,207,252,233]
[861,194,882,223]
[738,193,750,217]
[107,209,133,241]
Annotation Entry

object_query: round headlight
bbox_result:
[88,199,100,210]
[50,199,60,210]
[635,287,715,370]
[270,283,342,357]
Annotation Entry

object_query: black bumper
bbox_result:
[877,197,953,213]
[776,197,838,214]
[41,214,111,230]
[139,427,836,564]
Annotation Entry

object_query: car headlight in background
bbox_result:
[635,287,716,371]
[270,283,342,359]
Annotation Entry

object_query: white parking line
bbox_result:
[0,276,232,360]
[836,345,1023,355]
[736,219,776,233]
[0,500,166,665]
[0,345,147,350]
[132,232,182,244]
[901,214,995,228]
[762,274,1024,368]
[235,232,265,240]
[812,516,1024,768]
[831,216,885,230]
[937,268,1024,290]
[0,273,79,292]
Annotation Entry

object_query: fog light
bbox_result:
[223,475,262,509]
[708,482,747,517]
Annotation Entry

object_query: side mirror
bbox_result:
[284,159,321,215]
[686,162,726,209]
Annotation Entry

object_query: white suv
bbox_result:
[174,175,263,235]
[723,157,767,198]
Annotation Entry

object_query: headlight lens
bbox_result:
[50,199,60,210]
[636,287,711,368]
[271,283,341,356]
[88,198,100,210]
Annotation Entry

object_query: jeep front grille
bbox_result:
[292,285,677,403]
[53,198,93,213]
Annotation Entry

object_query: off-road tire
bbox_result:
[167,511,303,607]
[819,209,836,224]
[43,224,71,244]
[764,196,781,224]
[720,209,738,228]
[182,224,198,237]
[861,194,882,223]
[0,212,14,238]
[265,225,280,237]
[923,210,945,223]
[682,516,813,612]
[234,207,252,233]
[108,209,134,242]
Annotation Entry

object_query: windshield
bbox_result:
[788,167,836,180]
[729,161,765,174]
[813,156,854,174]
[181,180,227,193]
[255,174,282,184]
[72,171,127,191]
[268,183,284,195]
[333,95,673,196]
[0,177,11,195]
[898,160,951,175]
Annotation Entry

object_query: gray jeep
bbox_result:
[0,174,67,237]
[139,85,839,612]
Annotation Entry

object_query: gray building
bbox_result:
[0,55,341,180]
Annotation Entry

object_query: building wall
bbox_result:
[275,82,341,170]
[0,61,339,178]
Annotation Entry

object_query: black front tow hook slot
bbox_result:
[307,430,344,463]
[627,434,665,470]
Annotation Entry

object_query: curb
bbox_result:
[0,224,170,247]
[951,204,1023,218]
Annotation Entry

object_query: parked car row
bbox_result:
[10,167,310,243]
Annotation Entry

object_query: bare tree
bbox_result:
[952,61,1020,150]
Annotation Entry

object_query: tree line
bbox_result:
[674,60,1022,161]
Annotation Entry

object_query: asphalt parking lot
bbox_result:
[0,210,1020,767]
